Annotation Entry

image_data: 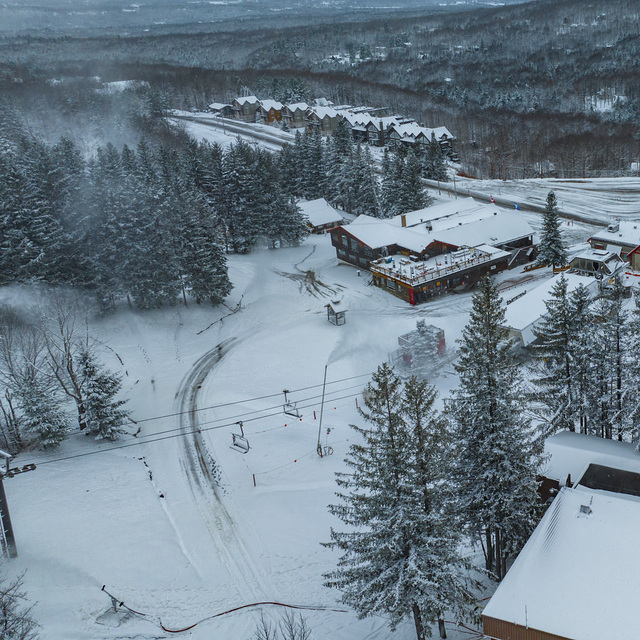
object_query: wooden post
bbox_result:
[0,474,17,558]
[252,474,256,487]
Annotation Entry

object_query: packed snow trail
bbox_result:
[174,338,273,602]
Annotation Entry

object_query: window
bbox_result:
[338,249,347,258]
[386,279,395,290]
[349,237,359,251]
[341,235,349,247]
[363,247,373,258]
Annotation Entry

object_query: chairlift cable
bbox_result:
[18,390,364,468]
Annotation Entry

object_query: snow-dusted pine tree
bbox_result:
[78,347,130,441]
[583,278,632,440]
[530,275,591,435]
[535,191,567,268]
[16,376,69,448]
[325,364,475,639]
[450,277,541,580]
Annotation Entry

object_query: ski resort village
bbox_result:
[3,2,640,636]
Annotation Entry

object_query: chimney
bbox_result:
[401,214,407,227]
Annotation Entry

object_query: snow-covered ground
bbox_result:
[5,136,639,637]
[5,235,486,640]
[454,176,640,224]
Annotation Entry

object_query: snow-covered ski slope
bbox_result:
[5,236,482,640]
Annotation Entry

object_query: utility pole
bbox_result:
[317,365,328,457]
[0,451,17,558]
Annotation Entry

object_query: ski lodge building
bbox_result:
[484,431,640,640]
[298,198,345,234]
[329,198,536,305]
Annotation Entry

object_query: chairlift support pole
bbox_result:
[317,365,328,457]
[0,451,17,558]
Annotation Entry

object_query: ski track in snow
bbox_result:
[174,338,274,604]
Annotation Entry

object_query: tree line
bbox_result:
[279,123,442,218]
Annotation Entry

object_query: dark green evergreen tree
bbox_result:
[78,348,130,441]
[450,277,541,581]
[326,364,474,640]
[536,191,568,268]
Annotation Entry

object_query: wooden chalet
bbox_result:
[298,198,344,234]
[305,107,341,135]
[256,99,284,124]
[208,102,234,117]
[370,246,510,305]
[282,102,309,128]
[627,244,640,271]
[387,123,455,156]
[231,96,260,122]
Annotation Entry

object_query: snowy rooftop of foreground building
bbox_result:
[501,272,600,346]
[483,485,640,640]
[542,430,640,484]
[297,198,345,228]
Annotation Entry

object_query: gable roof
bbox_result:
[286,102,309,112]
[483,485,640,640]
[234,95,259,105]
[259,99,283,111]
[502,272,600,346]
[433,211,533,248]
[297,198,344,227]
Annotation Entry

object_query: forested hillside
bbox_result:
[1,0,638,178]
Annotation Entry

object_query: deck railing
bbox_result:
[370,251,494,287]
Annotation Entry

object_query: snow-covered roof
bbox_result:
[342,209,533,257]
[234,95,259,105]
[286,102,309,112]
[589,220,640,247]
[208,102,229,111]
[483,485,640,640]
[389,122,454,142]
[388,198,481,229]
[571,248,622,264]
[502,272,599,346]
[310,106,340,120]
[260,99,283,111]
[433,211,533,248]
[542,430,640,484]
[298,198,344,228]
[343,216,429,253]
